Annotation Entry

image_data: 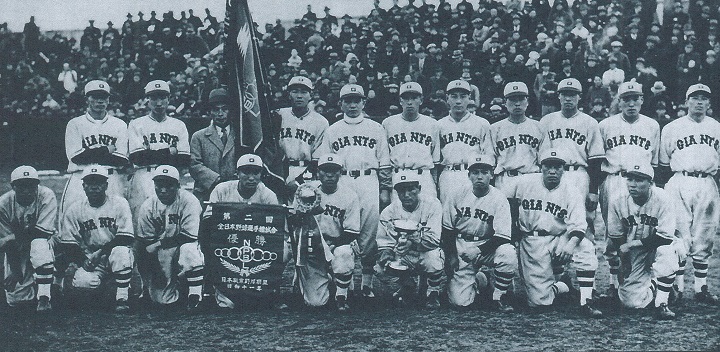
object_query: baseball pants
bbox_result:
[340,173,379,272]
[382,248,444,296]
[449,241,517,307]
[618,242,679,309]
[4,238,55,305]
[138,242,205,305]
[69,246,134,301]
[296,244,355,307]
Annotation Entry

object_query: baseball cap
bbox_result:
[236,153,264,169]
[10,166,39,183]
[393,170,421,189]
[539,148,566,165]
[317,154,343,169]
[287,76,314,90]
[81,165,109,180]
[399,82,423,96]
[557,78,583,94]
[686,83,711,99]
[144,80,171,95]
[468,153,496,169]
[208,88,229,105]
[339,84,365,99]
[504,82,529,98]
[625,163,653,180]
[446,80,471,93]
[152,165,180,182]
[617,82,643,98]
[84,80,111,96]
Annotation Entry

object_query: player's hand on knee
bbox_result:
[585,193,599,211]
[378,249,394,268]
[619,243,632,254]
[380,190,391,210]
[4,273,20,290]
[459,246,481,263]
[145,241,162,254]
[555,244,575,264]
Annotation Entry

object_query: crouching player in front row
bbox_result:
[377,170,444,308]
[55,166,135,312]
[606,163,680,320]
[137,165,205,310]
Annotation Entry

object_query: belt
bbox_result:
[393,168,425,174]
[444,164,469,171]
[680,171,712,178]
[563,165,583,171]
[288,160,309,167]
[458,233,485,242]
[501,169,520,177]
[525,230,553,237]
[343,169,374,177]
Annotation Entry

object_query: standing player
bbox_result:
[442,154,516,311]
[511,148,603,317]
[377,170,444,308]
[127,80,191,228]
[0,166,56,311]
[137,165,205,309]
[606,163,679,319]
[56,166,135,312]
[598,82,660,296]
[290,154,360,311]
[383,82,440,199]
[60,80,129,223]
[320,84,391,298]
[278,76,329,195]
[437,80,492,204]
[658,84,720,304]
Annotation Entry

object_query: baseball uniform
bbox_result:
[490,117,543,197]
[278,107,329,184]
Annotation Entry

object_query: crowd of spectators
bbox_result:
[1,0,720,127]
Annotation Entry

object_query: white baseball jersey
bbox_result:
[278,108,329,161]
[442,186,512,242]
[510,173,586,235]
[203,181,279,218]
[305,181,361,240]
[490,118,543,174]
[659,115,720,174]
[60,195,134,256]
[320,116,390,170]
[382,113,440,169]
[600,113,660,173]
[607,186,675,242]
[65,113,129,172]
[0,186,57,240]
[377,195,442,251]
[437,113,492,166]
[128,115,190,165]
[137,189,202,241]
[539,111,605,166]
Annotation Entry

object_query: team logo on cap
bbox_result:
[155,83,161,88]
[405,84,412,89]
[99,83,105,88]
[351,87,357,92]
[249,158,255,162]
[163,169,169,173]
[551,152,557,156]
[475,157,482,162]
[401,176,407,181]
[566,81,573,86]
[512,85,519,90]
[634,165,640,170]
[327,157,333,161]
[23,172,29,176]
[92,168,98,172]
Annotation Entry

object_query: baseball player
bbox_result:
[383,82,440,200]
[658,83,720,305]
[127,80,191,229]
[320,83,391,298]
[598,82,660,297]
[278,76,329,194]
[442,154,516,311]
[437,80,492,204]
[606,163,679,319]
[510,148,603,317]
[56,166,135,312]
[289,154,360,311]
[377,170,444,308]
[203,154,281,308]
[0,166,56,311]
[137,165,205,309]
[60,80,129,225]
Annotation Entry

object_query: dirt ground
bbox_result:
[1,174,720,351]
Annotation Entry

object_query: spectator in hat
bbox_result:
[676,41,702,102]
[643,81,675,118]
[533,59,554,104]
[588,97,609,122]
[652,100,673,129]
[586,76,612,112]
[539,72,559,116]
[609,40,632,74]
[631,58,658,96]
[602,57,625,93]
[576,54,605,92]
[700,50,720,112]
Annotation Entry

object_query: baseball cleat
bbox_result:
[580,299,603,318]
[335,296,350,312]
[425,291,441,309]
[36,296,52,312]
[493,295,514,313]
[115,299,130,313]
[361,285,376,298]
[187,294,201,310]
[656,303,676,320]
[695,286,719,305]
[669,285,683,306]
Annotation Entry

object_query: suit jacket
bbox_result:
[190,123,236,200]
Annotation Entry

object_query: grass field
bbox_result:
[1,173,720,351]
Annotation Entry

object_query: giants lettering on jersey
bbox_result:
[143,133,180,147]
[82,134,118,149]
[440,132,481,148]
[79,217,117,233]
[388,132,433,147]
[675,134,720,150]
[331,135,377,151]
[605,134,651,150]
[621,214,659,228]
[455,207,494,223]
[547,128,587,145]
[496,134,540,152]
[519,199,568,219]
[323,204,346,220]
[279,127,316,146]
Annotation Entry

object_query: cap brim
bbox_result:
[505,91,529,98]
[619,91,643,98]
[468,162,493,169]
[318,162,343,169]
[541,157,566,164]
[153,175,179,182]
[625,171,652,180]
[393,181,420,190]
[557,88,581,94]
[400,90,422,97]
[340,93,365,99]
[288,83,313,90]
[446,88,471,93]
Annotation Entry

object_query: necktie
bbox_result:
[221,127,228,146]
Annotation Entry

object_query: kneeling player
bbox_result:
[290,154,360,311]
[0,166,56,311]
[377,171,444,308]
[137,165,205,309]
[511,148,603,317]
[56,166,135,312]
[443,154,516,311]
[607,163,679,319]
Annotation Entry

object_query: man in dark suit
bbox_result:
[189,88,236,201]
